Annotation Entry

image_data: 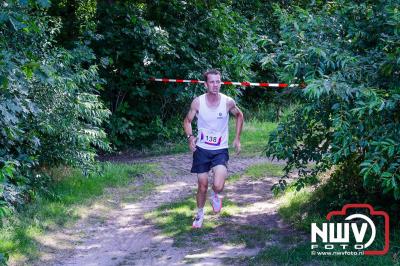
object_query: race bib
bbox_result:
[199,129,222,146]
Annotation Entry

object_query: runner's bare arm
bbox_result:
[228,98,244,154]
[183,98,199,152]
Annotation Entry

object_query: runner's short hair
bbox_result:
[203,69,221,82]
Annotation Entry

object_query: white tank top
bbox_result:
[196,93,229,150]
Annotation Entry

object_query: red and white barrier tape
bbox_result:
[149,78,300,88]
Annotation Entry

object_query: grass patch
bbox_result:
[0,162,158,263]
[146,193,274,250]
[226,173,242,183]
[119,118,277,157]
[121,179,157,202]
[48,163,158,205]
[146,196,240,247]
[251,242,397,266]
[245,162,285,179]
[227,162,285,184]
[135,141,188,157]
[229,119,277,157]
[227,224,273,248]
[250,179,400,265]
[277,188,324,231]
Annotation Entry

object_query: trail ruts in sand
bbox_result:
[29,153,302,266]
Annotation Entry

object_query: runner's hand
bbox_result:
[188,136,197,152]
[233,138,241,155]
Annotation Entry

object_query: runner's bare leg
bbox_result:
[197,173,209,208]
[212,165,227,193]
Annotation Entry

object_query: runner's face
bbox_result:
[205,74,221,95]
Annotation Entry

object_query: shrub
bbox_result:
[0,1,110,211]
[265,1,400,204]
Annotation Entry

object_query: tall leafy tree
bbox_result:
[90,1,258,146]
[264,1,400,205]
[0,0,110,211]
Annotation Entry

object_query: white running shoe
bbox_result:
[210,190,222,213]
[192,212,204,228]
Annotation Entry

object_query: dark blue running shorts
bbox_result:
[191,146,229,173]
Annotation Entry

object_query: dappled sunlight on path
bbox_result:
[31,153,288,266]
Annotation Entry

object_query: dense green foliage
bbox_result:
[49,1,299,146]
[91,1,259,146]
[265,1,400,204]
[0,0,109,216]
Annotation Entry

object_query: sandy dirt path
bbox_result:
[29,153,296,266]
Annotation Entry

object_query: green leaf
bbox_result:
[9,16,26,31]
[0,12,9,23]
[381,172,392,178]
[392,176,398,188]
[19,0,28,6]
[372,163,381,174]
[36,0,51,8]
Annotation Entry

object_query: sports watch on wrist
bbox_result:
[187,134,193,140]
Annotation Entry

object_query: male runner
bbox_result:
[183,69,244,228]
